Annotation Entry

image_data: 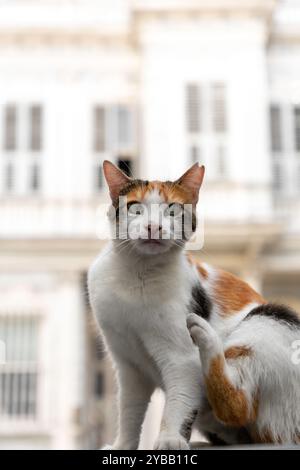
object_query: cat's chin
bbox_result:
[134,239,173,256]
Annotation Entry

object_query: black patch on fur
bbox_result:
[246,303,300,328]
[190,284,212,320]
[180,410,198,441]
[181,209,197,240]
[191,212,197,232]
[204,428,253,446]
[205,433,227,446]
[113,180,148,219]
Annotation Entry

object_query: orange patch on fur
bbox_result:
[125,181,193,205]
[165,183,192,204]
[213,269,266,316]
[125,186,148,203]
[224,346,252,360]
[253,430,300,445]
[185,253,193,265]
[251,429,281,444]
[185,254,208,280]
[205,355,256,427]
[197,264,208,280]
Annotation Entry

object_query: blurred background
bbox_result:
[0,0,300,450]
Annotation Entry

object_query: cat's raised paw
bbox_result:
[186,313,216,348]
[154,434,189,451]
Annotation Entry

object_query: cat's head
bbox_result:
[103,160,205,256]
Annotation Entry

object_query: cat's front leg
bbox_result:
[112,361,154,450]
[154,361,203,450]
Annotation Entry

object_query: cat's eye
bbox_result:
[127,202,145,216]
[164,203,184,218]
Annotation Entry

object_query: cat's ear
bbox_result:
[103,160,131,201]
[175,163,205,204]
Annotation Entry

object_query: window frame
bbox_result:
[0,314,41,424]
[185,82,228,180]
[91,103,137,194]
[1,103,44,197]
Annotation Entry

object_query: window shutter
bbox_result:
[3,105,17,152]
[0,316,39,419]
[29,105,43,152]
[272,162,284,192]
[212,83,227,133]
[216,145,226,177]
[117,106,132,147]
[190,145,200,164]
[270,105,282,153]
[94,165,104,191]
[30,164,40,191]
[4,163,14,192]
[293,106,300,152]
[186,84,200,133]
[93,106,106,152]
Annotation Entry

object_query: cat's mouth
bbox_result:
[134,237,171,255]
[140,239,164,246]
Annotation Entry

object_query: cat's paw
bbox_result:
[187,313,216,348]
[100,444,114,450]
[154,434,189,451]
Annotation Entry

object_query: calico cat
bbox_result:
[88,160,300,449]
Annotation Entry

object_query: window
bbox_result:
[30,164,40,192]
[92,104,137,192]
[212,83,227,133]
[272,163,283,192]
[3,105,17,152]
[4,163,14,192]
[215,145,227,178]
[270,105,282,153]
[294,107,300,152]
[270,104,300,196]
[117,106,132,147]
[186,82,228,179]
[186,84,201,133]
[1,104,43,195]
[29,105,43,152]
[0,316,39,420]
[93,105,135,154]
[190,145,200,164]
[94,165,104,191]
[93,107,106,153]
[117,158,132,177]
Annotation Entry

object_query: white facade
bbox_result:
[0,0,300,449]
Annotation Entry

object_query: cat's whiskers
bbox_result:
[114,239,133,256]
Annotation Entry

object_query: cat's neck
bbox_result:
[109,242,191,304]
[111,242,185,275]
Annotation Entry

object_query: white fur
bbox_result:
[88,189,300,448]
[188,312,300,444]
[89,243,203,450]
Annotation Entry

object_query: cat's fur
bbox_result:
[88,161,300,449]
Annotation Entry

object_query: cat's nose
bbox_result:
[147,224,162,238]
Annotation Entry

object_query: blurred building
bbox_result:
[0,0,300,449]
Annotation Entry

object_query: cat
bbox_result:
[88,160,300,449]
